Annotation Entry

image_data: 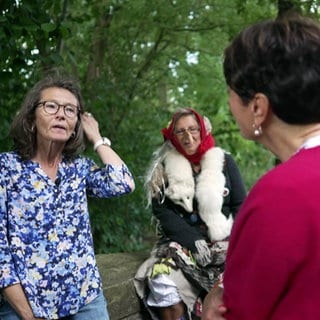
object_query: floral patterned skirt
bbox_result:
[134,240,227,319]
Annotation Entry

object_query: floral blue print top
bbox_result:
[0,152,133,319]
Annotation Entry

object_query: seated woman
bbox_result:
[134,108,246,320]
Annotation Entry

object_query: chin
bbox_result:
[184,150,197,155]
[51,136,70,143]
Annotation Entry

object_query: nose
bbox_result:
[182,131,193,142]
[55,105,65,118]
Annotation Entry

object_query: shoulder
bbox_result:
[220,149,236,163]
[201,147,226,172]
[0,151,21,167]
[253,151,314,192]
[0,151,19,159]
[216,149,238,171]
[207,147,235,162]
[0,152,23,183]
[201,147,239,173]
[203,146,226,161]
[244,153,318,217]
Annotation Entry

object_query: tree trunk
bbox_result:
[277,0,302,18]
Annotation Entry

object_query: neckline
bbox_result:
[296,134,320,153]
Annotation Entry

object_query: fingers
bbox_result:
[81,112,96,122]
[202,286,227,320]
[81,112,96,124]
[81,112,101,143]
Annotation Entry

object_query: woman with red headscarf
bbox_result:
[134,108,246,320]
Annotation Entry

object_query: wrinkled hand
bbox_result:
[81,112,101,144]
[202,286,227,320]
[211,240,229,266]
[193,239,212,267]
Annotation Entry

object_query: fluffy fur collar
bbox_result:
[146,143,232,241]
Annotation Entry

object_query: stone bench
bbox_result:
[96,251,150,319]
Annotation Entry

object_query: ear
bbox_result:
[249,93,270,126]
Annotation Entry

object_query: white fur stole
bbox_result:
[161,146,233,241]
[195,148,233,241]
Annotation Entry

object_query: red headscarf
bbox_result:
[161,108,215,164]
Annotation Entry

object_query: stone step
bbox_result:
[96,252,149,319]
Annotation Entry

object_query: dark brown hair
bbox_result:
[224,14,320,124]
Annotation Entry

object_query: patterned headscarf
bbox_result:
[161,108,215,164]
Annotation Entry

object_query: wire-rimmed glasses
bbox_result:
[174,126,200,137]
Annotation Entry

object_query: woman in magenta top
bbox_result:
[202,14,320,320]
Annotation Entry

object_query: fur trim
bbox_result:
[196,148,233,241]
[163,148,194,212]
[147,144,232,241]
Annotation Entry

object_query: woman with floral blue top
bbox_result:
[0,74,135,320]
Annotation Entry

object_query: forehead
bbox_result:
[174,114,198,128]
[40,87,78,105]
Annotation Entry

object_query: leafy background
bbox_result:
[1,0,318,253]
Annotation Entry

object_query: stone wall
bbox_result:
[96,252,150,320]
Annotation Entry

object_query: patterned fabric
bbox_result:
[156,241,227,293]
[0,151,133,319]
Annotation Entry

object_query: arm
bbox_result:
[2,284,43,320]
[152,197,205,252]
[81,112,135,191]
[0,160,43,320]
[223,153,247,218]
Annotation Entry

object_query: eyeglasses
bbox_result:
[37,101,79,119]
[174,126,200,137]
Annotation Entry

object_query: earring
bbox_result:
[253,124,262,136]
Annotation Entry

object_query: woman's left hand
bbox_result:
[81,112,101,144]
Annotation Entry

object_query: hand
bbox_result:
[202,286,227,320]
[193,239,212,266]
[81,112,101,144]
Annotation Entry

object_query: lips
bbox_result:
[52,124,67,131]
[182,142,192,147]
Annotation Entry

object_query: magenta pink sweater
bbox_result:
[223,146,320,319]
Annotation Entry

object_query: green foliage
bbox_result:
[0,0,317,253]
